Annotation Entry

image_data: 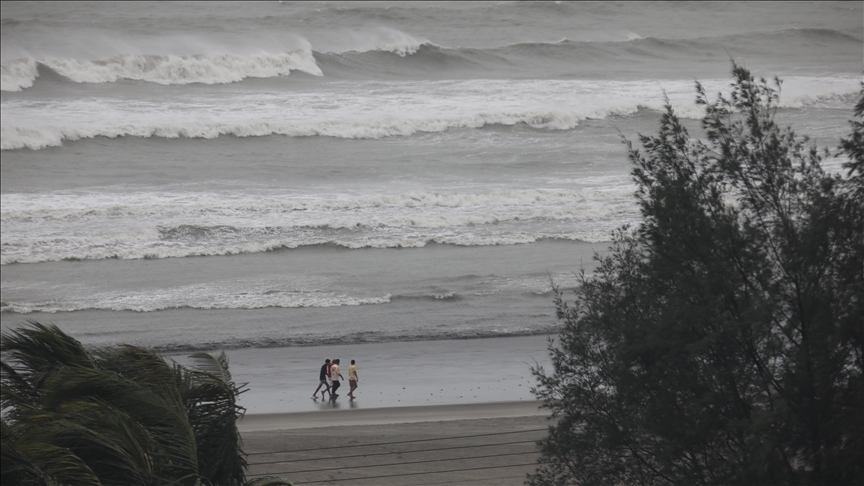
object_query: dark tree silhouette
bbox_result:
[530,66,864,486]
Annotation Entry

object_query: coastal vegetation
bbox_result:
[531,65,864,485]
[0,322,290,486]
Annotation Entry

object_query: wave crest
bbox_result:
[1,291,391,314]
[0,49,321,91]
[0,109,589,150]
[3,86,856,151]
[334,28,432,57]
[0,58,38,92]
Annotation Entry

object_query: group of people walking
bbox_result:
[313,358,359,400]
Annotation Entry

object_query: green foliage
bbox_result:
[530,66,864,485]
[1,322,292,486]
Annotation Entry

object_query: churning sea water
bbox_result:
[1,1,861,351]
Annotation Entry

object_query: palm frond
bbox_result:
[179,354,249,486]
[1,419,49,486]
[53,360,201,480]
[1,321,95,374]
[19,404,157,486]
[188,352,232,383]
[2,323,261,486]
[1,360,38,412]
[10,433,104,486]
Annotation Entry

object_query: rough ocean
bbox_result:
[2,1,861,353]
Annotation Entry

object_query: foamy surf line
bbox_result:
[0,273,568,314]
[2,94,856,151]
[0,230,624,265]
[0,187,634,218]
[0,111,589,151]
[0,187,636,264]
[7,326,560,354]
[0,294,393,314]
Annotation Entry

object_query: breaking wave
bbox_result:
[0,109,612,151]
[4,27,858,92]
[1,293,392,314]
[1,49,321,92]
[113,328,561,353]
[0,232,622,266]
[3,87,856,151]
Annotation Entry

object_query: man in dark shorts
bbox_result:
[329,359,344,400]
[312,358,331,399]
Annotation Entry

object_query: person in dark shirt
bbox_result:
[312,358,331,399]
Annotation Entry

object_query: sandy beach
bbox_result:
[241,401,551,486]
[226,335,557,484]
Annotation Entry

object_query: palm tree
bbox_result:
[1,321,290,486]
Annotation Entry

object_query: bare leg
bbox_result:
[314,381,332,399]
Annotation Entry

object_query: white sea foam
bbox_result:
[0,271,582,315]
[1,187,631,219]
[0,26,423,93]
[0,220,632,264]
[0,58,39,92]
[0,49,321,92]
[44,50,321,84]
[334,27,430,57]
[3,76,857,150]
[0,187,637,264]
[2,281,392,313]
[0,229,627,265]
[0,111,587,150]
[669,76,862,119]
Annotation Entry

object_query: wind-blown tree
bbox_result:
[0,322,290,486]
[530,66,863,486]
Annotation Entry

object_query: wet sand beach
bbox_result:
[170,334,555,415]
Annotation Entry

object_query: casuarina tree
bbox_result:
[1,321,291,486]
[530,65,863,485]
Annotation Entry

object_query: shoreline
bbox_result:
[168,334,555,415]
[239,399,548,431]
